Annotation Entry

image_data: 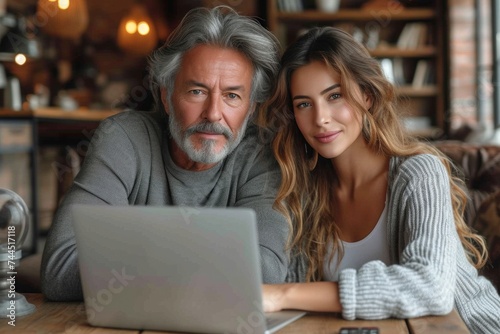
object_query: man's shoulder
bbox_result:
[90,110,164,149]
[97,109,164,136]
[105,109,162,127]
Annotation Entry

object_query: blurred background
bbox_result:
[0,0,266,112]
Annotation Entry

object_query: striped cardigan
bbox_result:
[286,154,500,333]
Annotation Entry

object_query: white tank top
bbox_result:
[323,202,391,281]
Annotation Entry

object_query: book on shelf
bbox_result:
[412,60,433,87]
[277,0,303,12]
[379,58,409,86]
[333,23,364,44]
[393,58,406,85]
[365,24,381,49]
[379,58,434,88]
[380,58,395,83]
[397,23,428,49]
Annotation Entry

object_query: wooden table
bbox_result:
[0,294,470,333]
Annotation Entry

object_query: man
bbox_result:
[41,6,288,301]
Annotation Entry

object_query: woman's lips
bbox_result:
[314,131,340,143]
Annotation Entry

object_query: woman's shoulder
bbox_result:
[393,153,445,172]
[390,154,448,183]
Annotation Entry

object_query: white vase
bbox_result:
[316,0,341,12]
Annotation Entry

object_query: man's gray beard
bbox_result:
[168,102,251,164]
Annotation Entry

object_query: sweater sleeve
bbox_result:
[339,155,457,320]
[41,117,140,301]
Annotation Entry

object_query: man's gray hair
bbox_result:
[148,5,280,112]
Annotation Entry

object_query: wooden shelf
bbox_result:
[273,9,436,22]
[396,85,438,97]
[369,46,436,58]
[408,127,443,139]
[0,107,121,122]
[32,107,121,121]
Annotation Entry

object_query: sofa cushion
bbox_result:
[473,190,500,291]
[433,141,500,225]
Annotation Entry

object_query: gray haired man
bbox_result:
[41,6,288,301]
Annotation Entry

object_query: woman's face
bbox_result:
[290,61,369,160]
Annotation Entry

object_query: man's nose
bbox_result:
[202,95,222,122]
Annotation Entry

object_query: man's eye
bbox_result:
[227,93,239,99]
[190,89,203,95]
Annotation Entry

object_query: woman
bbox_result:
[261,27,500,333]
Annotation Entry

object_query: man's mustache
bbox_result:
[186,121,233,139]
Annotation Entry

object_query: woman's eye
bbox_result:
[296,102,311,109]
[329,93,341,100]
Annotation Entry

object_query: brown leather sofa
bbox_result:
[433,141,500,290]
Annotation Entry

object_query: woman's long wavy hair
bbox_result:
[260,27,488,282]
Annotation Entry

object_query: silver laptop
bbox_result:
[72,204,306,334]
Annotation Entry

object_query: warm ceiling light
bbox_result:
[36,0,89,39]
[14,54,27,65]
[125,20,137,34]
[137,21,150,36]
[58,0,70,10]
[117,4,158,56]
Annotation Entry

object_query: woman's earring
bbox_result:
[305,143,318,171]
[362,113,371,140]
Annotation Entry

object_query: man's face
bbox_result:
[162,45,255,171]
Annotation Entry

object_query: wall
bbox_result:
[449,0,494,133]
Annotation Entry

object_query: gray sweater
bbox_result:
[287,154,500,334]
[41,110,290,301]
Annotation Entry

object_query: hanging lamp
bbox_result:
[36,0,89,40]
[117,3,158,56]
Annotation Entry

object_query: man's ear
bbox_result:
[160,88,170,115]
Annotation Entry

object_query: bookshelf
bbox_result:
[266,0,449,138]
